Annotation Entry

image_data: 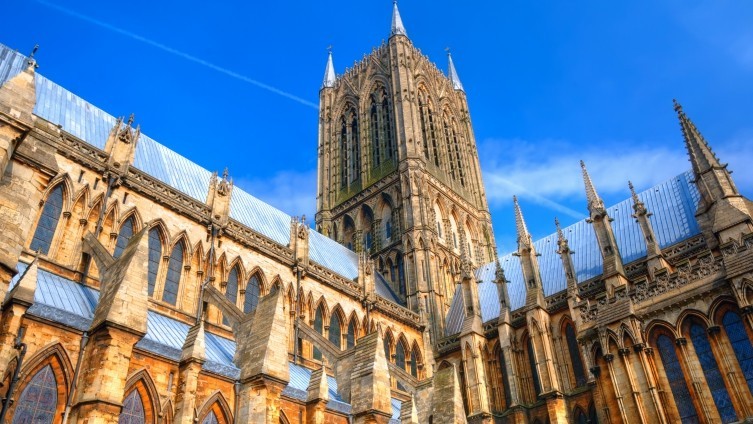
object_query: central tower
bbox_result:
[315,3,495,340]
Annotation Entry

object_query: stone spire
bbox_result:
[555,217,579,300]
[447,51,464,92]
[581,160,604,215]
[391,1,407,37]
[674,99,725,178]
[513,196,545,308]
[322,49,336,89]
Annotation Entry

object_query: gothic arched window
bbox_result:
[201,411,219,424]
[396,253,406,295]
[395,341,406,369]
[30,185,64,254]
[565,322,587,387]
[418,94,430,160]
[162,241,184,305]
[313,306,324,360]
[451,121,465,186]
[382,91,394,160]
[689,322,736,422]
[147,228,162,297]
[223,266,239,325]
[722,310,753,395]
[351,113,360,181]
[244,274,261,314]
[346,318,356,349]
[443,117,455,180]
[12,364,58,424]
[371,97,381,167]
[118,389,146,424]
[329,312,342,349]
[113,217,135,258]
[656,334,698,422]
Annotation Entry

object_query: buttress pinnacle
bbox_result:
[513,196,532,248]
[581,160,604,213]
[674,99,723,176]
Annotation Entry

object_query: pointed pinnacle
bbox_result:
[127,113,135,126]
[222,167,229,179]
[555,217,565,242]
[674,99,722,175]
[391,0,407,37]
[513,196,530,244]
[322,49,336,89]
[628,181,641,204]
[447,50,465,92]
[580,160,604,211]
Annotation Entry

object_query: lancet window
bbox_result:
[339,106,360,187]
[162,241,184,305]
[223,266,239,325]
[146,228,162,297]
[313,305,324,360]
[12,364,58,424]
[655,334,698,422]
[30,184,64,254]
[721,310,753,395]
[565,322,587,387]
[118,389,146,424]
[244,273,261,314]
[329,312,342,349]
[688,321,736,422]
[369,86,395,168]
[113,216,135,258]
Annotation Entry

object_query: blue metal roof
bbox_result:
[0,45,28,86]
[446,171,702,335]
[308,231,359,279]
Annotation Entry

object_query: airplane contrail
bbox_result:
[35,0,319,110]
[487,175,585,220]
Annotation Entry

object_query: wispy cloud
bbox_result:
[234,169,317,220]
[35,0,319,110]
[479,135,753,216]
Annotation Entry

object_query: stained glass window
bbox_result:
[313,306,323,360]
[565,323,587,387]
[201,411,219,424]
[244,274,260,314]
[656,334,698,423]
[12,364,58,424]
[30,185,64,254]
[113,217,135,258]
[147,229,162,297]
[722,311,753,396]
[690,323,736,422]
[346,319,356,349]
[395,342,406,369]
[329,313,341,349]
[162,242,183,305]
[118,389,145,424]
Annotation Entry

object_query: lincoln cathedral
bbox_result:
[0,3,751,424]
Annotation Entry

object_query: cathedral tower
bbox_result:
[315,3,495,341]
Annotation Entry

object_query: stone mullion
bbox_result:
[636,345,669,424]
[153,254,170,302]
[604,353,630,423]
[707,325,753,417]
[619,348,648,424]
[590,365,612,424]
[675,337,717,423]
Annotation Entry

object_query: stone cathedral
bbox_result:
[0,3,752,424]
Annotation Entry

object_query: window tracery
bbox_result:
[30,185,64,254]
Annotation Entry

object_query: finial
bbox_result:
[322,48,337,88]
[628,181,640,203]
[127,113,135,126]
[513,195,531,247]
[446,49,465,92]
[555,217,563,238]
[222,167,229,179]
[327,45,332,54]
[673,98,682,113]
[580,160,604,212]
[29,44,39,59]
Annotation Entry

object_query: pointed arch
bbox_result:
[121,369,160,424]
[561,318,586,388]
[10,342,73,424]
[42,173,74,213]
[197,391,232,424]
[243,270,263,314]
[346,312,359,349]
[30,182,66,255]
[649,324,700,423]
[146,225,165,298]
[395,335,408,370]
[329,305,345,350]
[410,340,423,379]
[162,237,186,306]
[714,302,753,397]
[113,213,138,258]
[313,300,327,360]
[383,329,395,363]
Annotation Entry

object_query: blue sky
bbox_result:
[2,1,753,254]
